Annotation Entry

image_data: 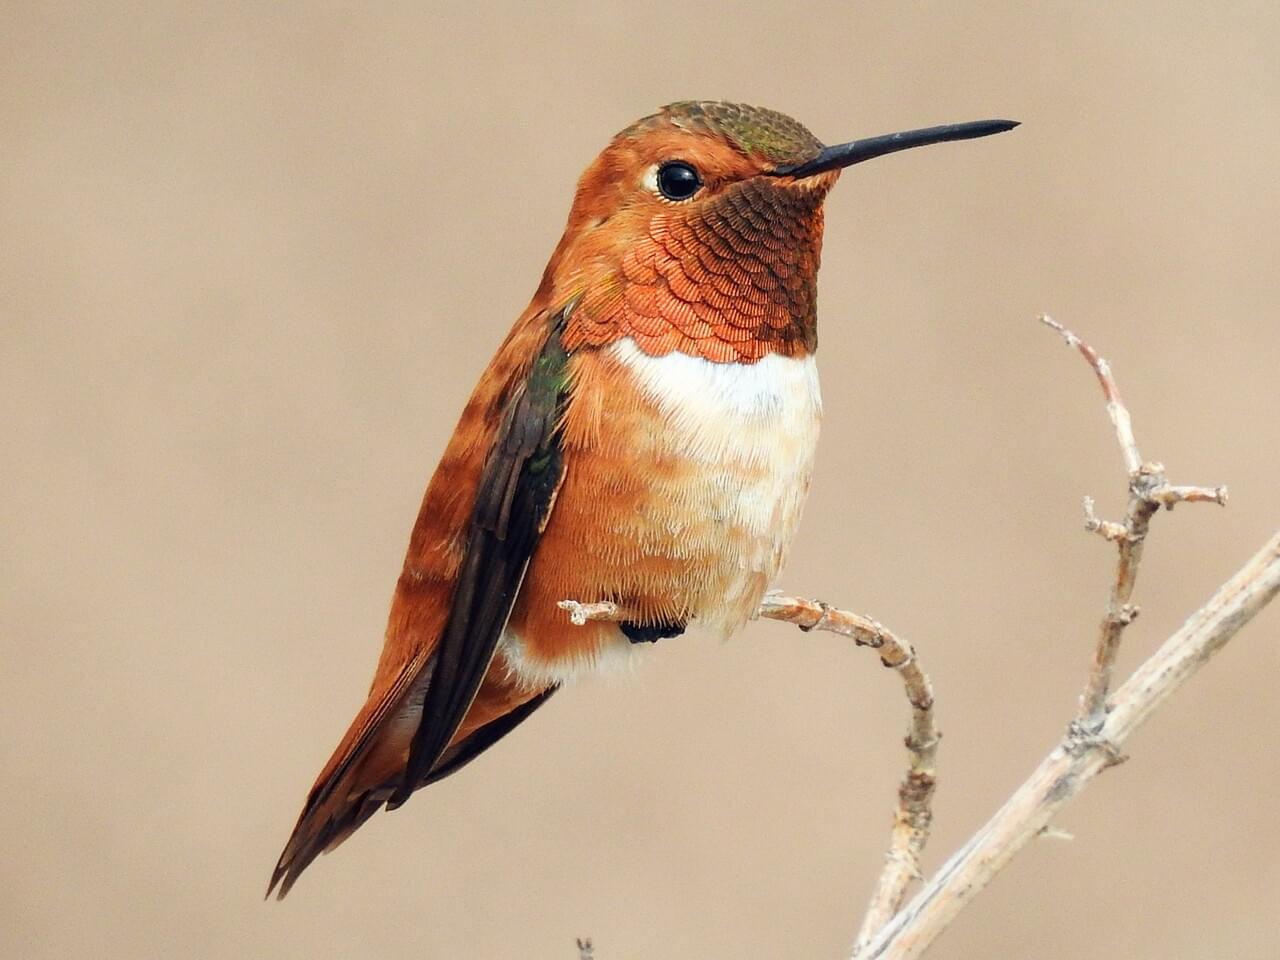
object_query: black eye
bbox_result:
[656,161,702,201]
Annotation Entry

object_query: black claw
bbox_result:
[619,620,687,644]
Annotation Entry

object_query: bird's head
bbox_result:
[537,101,1015,362]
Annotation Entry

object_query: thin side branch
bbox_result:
[1039,315,1142,475]
[1040,316,1227,730]
[557,599,620,626]
[859,530,1280,960]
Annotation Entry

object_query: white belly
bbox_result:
[612,338,823,632]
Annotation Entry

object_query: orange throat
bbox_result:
[555,176,833,364]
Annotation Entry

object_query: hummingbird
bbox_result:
[269,101,1016,897]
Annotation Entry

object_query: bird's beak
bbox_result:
[770,119,1019,179]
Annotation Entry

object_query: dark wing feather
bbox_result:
[422,685,558,787]
[387,309,571,808]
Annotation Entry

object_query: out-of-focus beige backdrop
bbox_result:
[3,3,1278,958]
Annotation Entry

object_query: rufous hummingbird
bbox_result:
[269,101,1016,897]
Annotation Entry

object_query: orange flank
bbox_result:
[269,101,1017,896]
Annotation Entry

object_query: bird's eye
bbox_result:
[656,161,702,201]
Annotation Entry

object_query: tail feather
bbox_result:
[267,683,557,898]
[268,786,390,899]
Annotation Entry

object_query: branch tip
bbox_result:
[557,599,618,626]
[1083,496,1129,542]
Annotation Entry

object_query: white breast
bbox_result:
[612,338,822,443]
[612,338,823,630]
[612,337,822,492]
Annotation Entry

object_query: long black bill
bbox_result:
[770,119,1018,179]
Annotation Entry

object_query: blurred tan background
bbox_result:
[3,2,1278,958]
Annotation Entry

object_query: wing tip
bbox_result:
[264,866,287,901]
[266,843,306,900]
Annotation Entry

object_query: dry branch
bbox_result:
[1040,316,1228,731]
[755,595,937,950]
[558,593,938,949]
[853,318,1265,959]
[859,529,1280,960]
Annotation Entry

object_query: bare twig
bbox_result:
[557,599,620,626]
[1081,496,1127,543]
[754,595,937,951]
[859,529,1280,960]
[559,593,938,950]
[1039,315,1142,475]
[1040,316,1227,730]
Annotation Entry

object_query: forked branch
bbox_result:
[1040,316,1227,731]
[859,529,1280,959]
[855,318,1267,959]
